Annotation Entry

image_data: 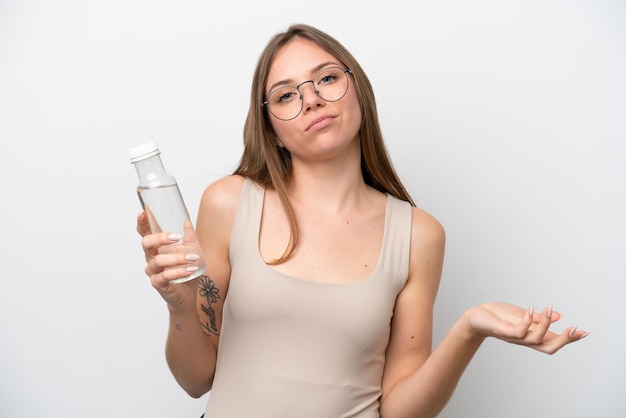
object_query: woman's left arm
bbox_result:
[379,208,587,418]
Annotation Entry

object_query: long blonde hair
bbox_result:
[234,23,415,264]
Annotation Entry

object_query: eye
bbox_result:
[271,88,298,104]
[278,92,296,102]
[316,68,340,86]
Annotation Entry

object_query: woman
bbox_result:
[137,24,587,417]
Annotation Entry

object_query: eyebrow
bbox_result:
[267,61,342,93]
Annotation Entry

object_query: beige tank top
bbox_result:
[204,178,412,418]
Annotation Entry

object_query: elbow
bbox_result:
[183,383,212,399]
[187,389,209,399]
[380,394,448,418]
[174,375,213,399]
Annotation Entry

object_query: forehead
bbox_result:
[267,38,338,83]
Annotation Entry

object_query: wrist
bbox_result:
[167,305,200,334]
[167,299,197,317]
[457,308,488,345]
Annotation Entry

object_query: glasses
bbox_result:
[263,66,352,121]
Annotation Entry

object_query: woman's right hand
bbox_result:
[136,211,203,310]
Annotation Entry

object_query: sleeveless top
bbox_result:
[204,178,413,418]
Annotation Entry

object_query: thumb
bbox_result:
[136,211,152,237]
[182,219,198,244]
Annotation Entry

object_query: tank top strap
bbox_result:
[229,177,264,262]
[377,195,413,288]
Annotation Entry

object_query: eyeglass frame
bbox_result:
[262,67,353,121]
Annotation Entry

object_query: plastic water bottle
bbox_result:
[128,142,205,283]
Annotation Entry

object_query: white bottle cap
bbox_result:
[128,142,161,163]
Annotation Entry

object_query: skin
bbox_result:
[137,38,587,417]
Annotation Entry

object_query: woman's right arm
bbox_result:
[138,175,243,398]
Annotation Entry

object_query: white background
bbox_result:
[1,1,624,417]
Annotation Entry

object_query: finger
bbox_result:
[141,232,183,258]
[160,265,200,283]
[149,262,202,289]
[535,326,587,355]
[531,306,562,324]
[516,306,534,338]
[526,305,553,344]
[136,211,152,236]
[147,252,201,276]
[568,327,589,341]
[494,306,534,340]
[182,220,197,245]
[548,310,561,323]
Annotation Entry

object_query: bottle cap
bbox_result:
[128,142,161,163]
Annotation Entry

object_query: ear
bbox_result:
[275,137,284,148]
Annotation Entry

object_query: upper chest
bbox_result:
[259,191,387,283]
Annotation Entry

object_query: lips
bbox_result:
[305,115,335,131]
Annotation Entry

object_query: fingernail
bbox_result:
[168,233,182,241]
[186,266,199,272]
[185,253,200,261]
[528,306,534,317]
[547,305,553,319]
[568,326,577,338]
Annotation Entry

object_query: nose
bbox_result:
[296,80,324,112]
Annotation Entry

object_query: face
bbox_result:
[265,38,362,162]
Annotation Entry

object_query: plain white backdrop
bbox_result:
[1,1,624,417]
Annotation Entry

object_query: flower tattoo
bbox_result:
[199,275,220,304]
[198,274,220,336]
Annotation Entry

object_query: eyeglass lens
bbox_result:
[266,67,349,121]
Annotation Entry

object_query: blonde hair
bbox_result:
[234,23,414,264]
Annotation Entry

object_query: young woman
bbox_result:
[137,24,587,417]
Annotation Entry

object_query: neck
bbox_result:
[287,146,368,213]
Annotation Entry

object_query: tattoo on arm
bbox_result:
[198,275,220,336]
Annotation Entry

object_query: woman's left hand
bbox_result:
[464,302,588,354]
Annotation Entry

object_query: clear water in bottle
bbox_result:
[137,184,190,240]
[138,184,205,283]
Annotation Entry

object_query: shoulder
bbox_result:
[199,174,246,215]
[410,206,445,249]
[407,207,445,287]
[197,175,247,242]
